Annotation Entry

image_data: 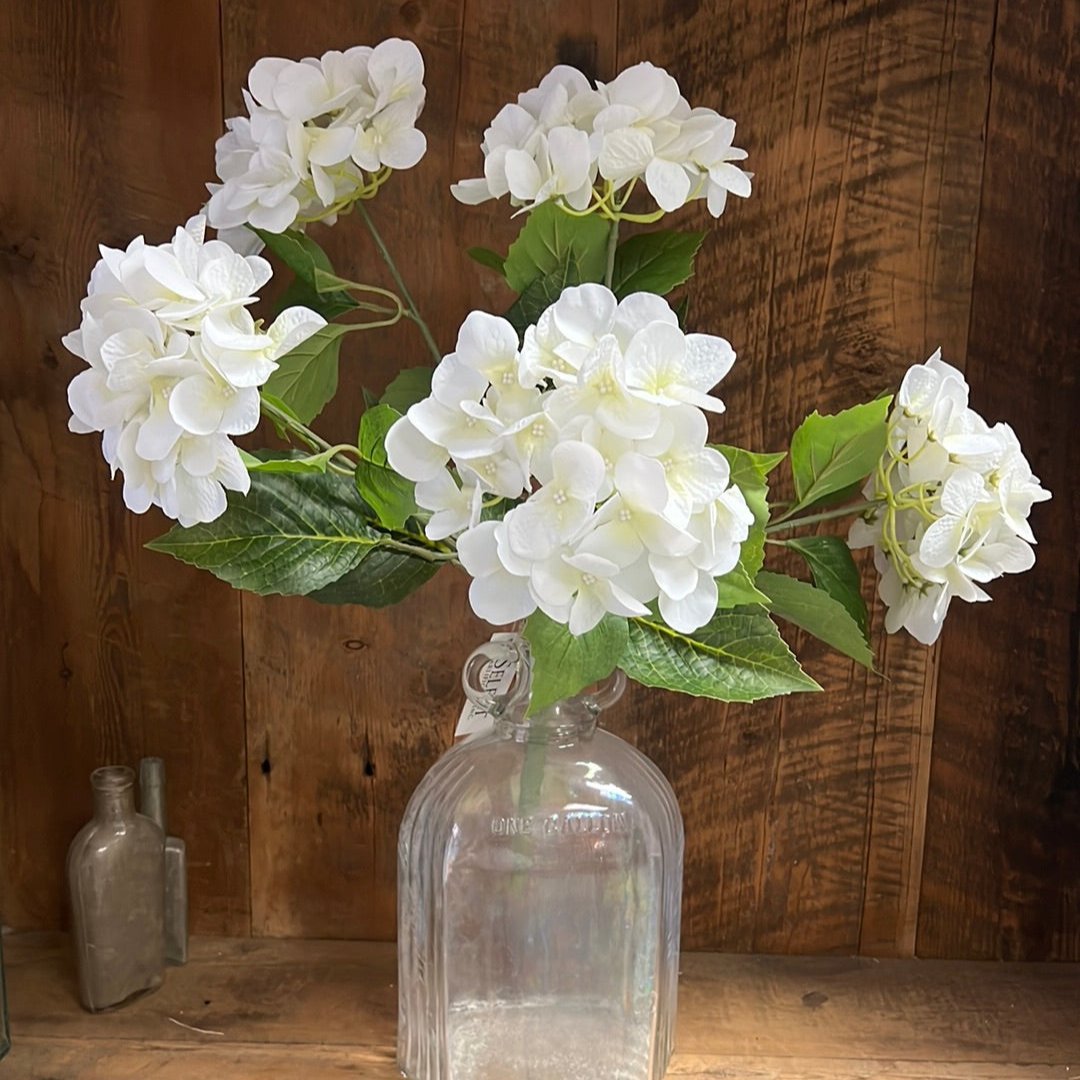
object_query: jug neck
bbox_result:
[495,700,600,746]
[91,766,137,823]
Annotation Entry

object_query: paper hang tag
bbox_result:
[454,632,520,738]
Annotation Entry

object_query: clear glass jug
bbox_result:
[398,634,684,1080]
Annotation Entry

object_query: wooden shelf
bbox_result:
[3,933,1078,1078]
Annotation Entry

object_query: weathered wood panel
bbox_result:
[229,0,620,940]
[221,0,478,940]
[0,1,250,934]
[919,0,1080,961]
[611,0,996,952]
[5,933,1079,1077]
[0,0,1075,958]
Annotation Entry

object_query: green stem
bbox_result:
[604,218,620,289]
[378,537,460,564]
[259,399,359,474]
[356,202,442,364]
[765,499,879,534]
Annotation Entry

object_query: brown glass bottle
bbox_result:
[67,766,165,1011]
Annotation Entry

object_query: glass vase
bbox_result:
[67,766,166,1011]
[398,635,684,1080]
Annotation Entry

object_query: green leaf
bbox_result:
[240,447,338,475]
[275,276,357,321]
[254,228,333,288]
[263,323,355,425]
[258,392,304,440]
[611,230,706,298]
[503,202,610,293]
[505,265,578,335]
[622,610,821,703]
[147,470,381,596]
[523,611,629,714]
[715,562,772,609]
[356,404,416,530]
[756,570,874,669]
[716,445,786,580]
[467,246,506,276]
[789,398,891,511]
[254,228,358,319]
[309,547,438,607]
[380,367,432,413]
[358,404,400,464]
[783,535,869,641]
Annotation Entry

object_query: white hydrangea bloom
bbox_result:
[64,216,325,526]
[386,283,750,636]
[452,60,750,219]
[849,349,1050,645]
[207,38,427,238]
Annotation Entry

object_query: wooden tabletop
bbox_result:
[3,933,1078,1078]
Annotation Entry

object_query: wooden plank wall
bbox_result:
[0,0,1075,958]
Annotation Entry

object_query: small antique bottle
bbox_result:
[139,757,188,965]
[67,766,165,1011]
[398,635,684,1080]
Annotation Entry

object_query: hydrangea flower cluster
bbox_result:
[848,350,1051,645]
[64,216,324,526]
[451,61,751,218]
[385,283,754,635]
[206,39,427,242]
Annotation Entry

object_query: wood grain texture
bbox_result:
[1,0,1076,960]
[0,0,250,935]
[611,0,996,953]
[4,933,1078,1078]
[223,0,484,940]
[225,0,620,939]
[918,0,1080,960]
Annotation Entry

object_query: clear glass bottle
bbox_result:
[398,635,684,1080]
[67,766,166,1011]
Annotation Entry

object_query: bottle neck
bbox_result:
[495,702,600,746]
[91,766,137,823]
[138,757,167,832]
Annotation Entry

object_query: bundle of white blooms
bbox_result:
[64,216,325,526]
[451,61,751,218]
[385,283,753,635]
[848,350,1051,645]
[206,38,427,241]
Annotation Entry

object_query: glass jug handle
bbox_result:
[461,633,533,718]
[580,668,626,716]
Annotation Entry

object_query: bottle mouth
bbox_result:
[91,765,135,792]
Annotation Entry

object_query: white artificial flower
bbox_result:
[65,219,325,526]
[207,40,427,236]
[352,98,427,172]
[545,333,661,439]
[451,65,596,208]
[582,452,696,566]
[850,349,1050,645]
[452,60,748,218]
[622,324,734,413]
[392,282,753,636]
[530,547,650,635]
[635,406,732,526]
[505,441,606,560]
[457,519,538,625]
[414,470,482,540]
